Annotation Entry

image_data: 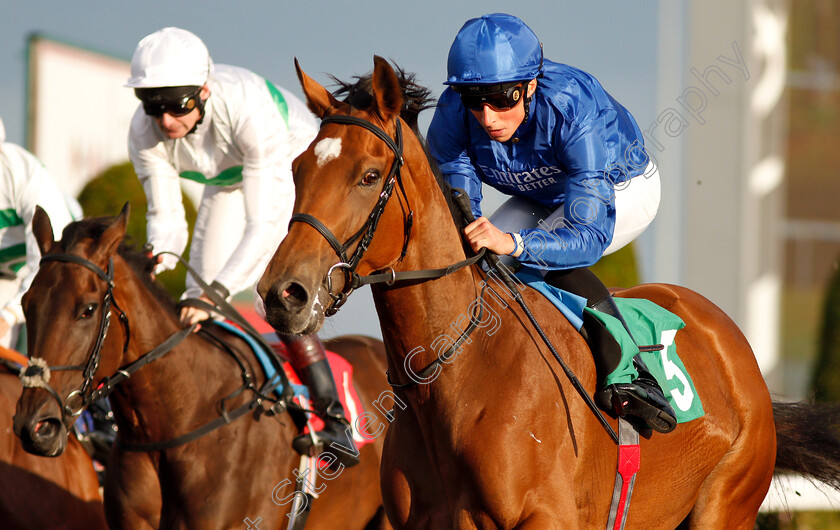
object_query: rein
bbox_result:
[386,283,487,389]
[161,249,295,407]
[290,114,485,315]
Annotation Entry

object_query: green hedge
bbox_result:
[77,161,197,299]
[591,243,640,289]
[811,255,840,402]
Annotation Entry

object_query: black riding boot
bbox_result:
[291,358,360,467]
[589,296,678,434]
[545,268,677,434]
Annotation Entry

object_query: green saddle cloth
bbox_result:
[585,298,704,424]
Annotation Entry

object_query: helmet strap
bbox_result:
[522,81,535,124]
[523,44,543,123]
[188,90,209,135]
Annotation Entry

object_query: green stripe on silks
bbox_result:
[0,244,27,278]
[0,209,24,229]
[0,243,26,263]
[585,298,704,423]
[180,166,244,186]
[265,80,289,128]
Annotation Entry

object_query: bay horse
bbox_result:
[0,354,105,529]
[257,56,840,529]
[13,206,392,529]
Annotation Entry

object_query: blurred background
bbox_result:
[2,0,839,524]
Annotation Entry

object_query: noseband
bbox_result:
[19,254,129,424]
[290,115,412,315]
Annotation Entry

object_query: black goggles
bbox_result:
[456,82,525,112]
[139,88,201,118]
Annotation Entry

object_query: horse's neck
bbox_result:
[372,143,487,397]
[108,265,209,440]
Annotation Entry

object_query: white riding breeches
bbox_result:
[489,162,661,266]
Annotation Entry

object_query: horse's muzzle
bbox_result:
[13,394,68,457]
[260,278,326,336]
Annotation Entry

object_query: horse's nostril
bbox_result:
[278,282,310,314]
[282,282,307,302]
[33,418,62,441]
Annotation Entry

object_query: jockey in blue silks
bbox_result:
[427,13,676,433]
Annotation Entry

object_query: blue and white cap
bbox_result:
[445,13,543,86]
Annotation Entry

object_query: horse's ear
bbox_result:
[32,206,55,255]
[97,202,130,260]
[295,58,341,119]
[370,55,403,122]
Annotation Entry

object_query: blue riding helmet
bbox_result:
[446,13,543,86]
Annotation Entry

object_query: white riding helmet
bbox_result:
[126,27,214,88]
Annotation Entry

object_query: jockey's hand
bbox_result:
[463,217,516,256]
[0,317,9,340]
[179,294,214,329]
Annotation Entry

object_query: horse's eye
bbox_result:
[79,304,97,320]
[361,170,380,187]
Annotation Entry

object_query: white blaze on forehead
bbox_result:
[314,137,342,167]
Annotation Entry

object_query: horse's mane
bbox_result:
[329,62,464,229]
[329,65,434,134]
[57,217,179,313]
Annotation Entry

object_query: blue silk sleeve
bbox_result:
[517,112,617,269]
[427,91,484,218]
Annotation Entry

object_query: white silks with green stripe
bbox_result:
[178,79,290,186]
[128,63,318,297]
[585,298,704,424]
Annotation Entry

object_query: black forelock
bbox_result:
[328,63,464,230]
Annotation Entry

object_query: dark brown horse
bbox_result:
[0,352,105,529]
[13,207,392,529]
[257,56,840,529]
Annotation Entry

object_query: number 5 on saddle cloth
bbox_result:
[516,269,705,425]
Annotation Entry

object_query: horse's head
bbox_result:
[259,56,430,335]
[14,205,130,456]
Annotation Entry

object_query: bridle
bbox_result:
[20,254,131,424]
[290,115,412,315]
[289,114,484,316]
